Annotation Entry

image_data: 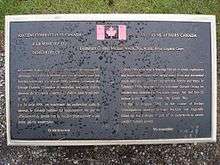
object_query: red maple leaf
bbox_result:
[106,27,117,38]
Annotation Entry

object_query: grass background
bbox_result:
[0,0,220,41]
[0,0,220,39]
[0,0,219,41]
[0,1,219,26]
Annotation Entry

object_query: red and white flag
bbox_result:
[96,25,126,40]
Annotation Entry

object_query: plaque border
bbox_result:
[5,14,217,146]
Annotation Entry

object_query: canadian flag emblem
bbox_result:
[96,25,126,40]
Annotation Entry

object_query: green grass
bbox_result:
[0,0,220,39]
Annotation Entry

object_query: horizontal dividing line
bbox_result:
[17,68,99,71]
[18,104,100,107]
[18,75,100,78]
[121,75,204,77]
[17,80,100,83]
[17,110,101,113]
